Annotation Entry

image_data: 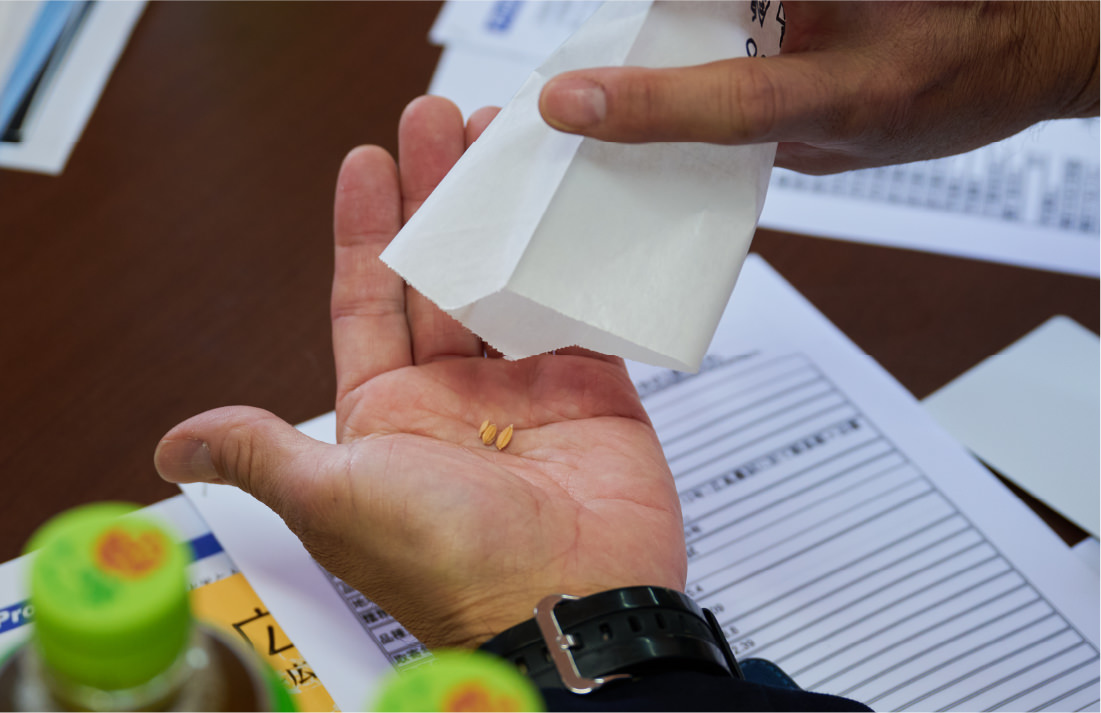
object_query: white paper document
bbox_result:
[0,1,144,175]
[1075,538,1100,576]
[184,255,1098,711]
[924,316,1100,538]
[387,1,784,372]
[761,119,1101,278]
[429,0,601,63]
[425,0,1101,278]
[427,1,600,119]
[630,256,1100,711]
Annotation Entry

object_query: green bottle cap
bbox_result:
[371,650,544,712]
[27,502,192,691]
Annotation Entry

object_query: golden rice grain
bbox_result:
[495,424,514,450]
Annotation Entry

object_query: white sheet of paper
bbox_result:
[428,43,539,120]
[426,0,578,120]
[429,0,600,63]
[1074,537,1100,575]
[0,1,144,175]
[386,0,783,372]
[628,255,1099,710]
[923,315,1100,538]
[761,119,1101,278]
[426,0,598,119]
[425,0,1101,278]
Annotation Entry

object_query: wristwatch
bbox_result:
[478,586,743,694]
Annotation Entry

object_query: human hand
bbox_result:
[539,1,1100,174]
[153,96,686,649]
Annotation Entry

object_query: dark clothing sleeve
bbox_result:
[541,671,873,712]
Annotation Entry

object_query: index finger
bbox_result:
[538,55,857,146]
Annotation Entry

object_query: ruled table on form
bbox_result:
[640,351,1099,712]
[771,148,1099,235]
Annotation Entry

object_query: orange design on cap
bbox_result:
[443,681,522,712]
[94,528,167,578]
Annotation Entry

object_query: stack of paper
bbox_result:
[0,1,93,142]
[0,0,145,175]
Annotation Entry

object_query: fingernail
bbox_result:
[154,438,217,483]
[543,78,606,130]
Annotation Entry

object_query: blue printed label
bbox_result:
[0,601,33,635]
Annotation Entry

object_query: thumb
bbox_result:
[538,56,841,145]
[154,405,335,517]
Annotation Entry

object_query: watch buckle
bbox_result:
[533,593,630,694]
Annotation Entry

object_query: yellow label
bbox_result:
[190,573,339,712]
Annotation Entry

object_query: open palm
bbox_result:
[155,97,686,648]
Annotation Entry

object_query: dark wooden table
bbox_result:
[1,2,1095,563]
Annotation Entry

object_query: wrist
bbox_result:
[430,583,640,651]
[478,586,740,694]
[1063,1,1100,118]
[439,572,688,650]
[1014,0,1100,121]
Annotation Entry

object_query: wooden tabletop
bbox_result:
[0,2,1095,563]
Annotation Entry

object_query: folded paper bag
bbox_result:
[382,0,784,372]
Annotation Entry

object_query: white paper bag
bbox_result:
[382,0,785,372]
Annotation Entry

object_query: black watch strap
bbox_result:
[479,586,742,694]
